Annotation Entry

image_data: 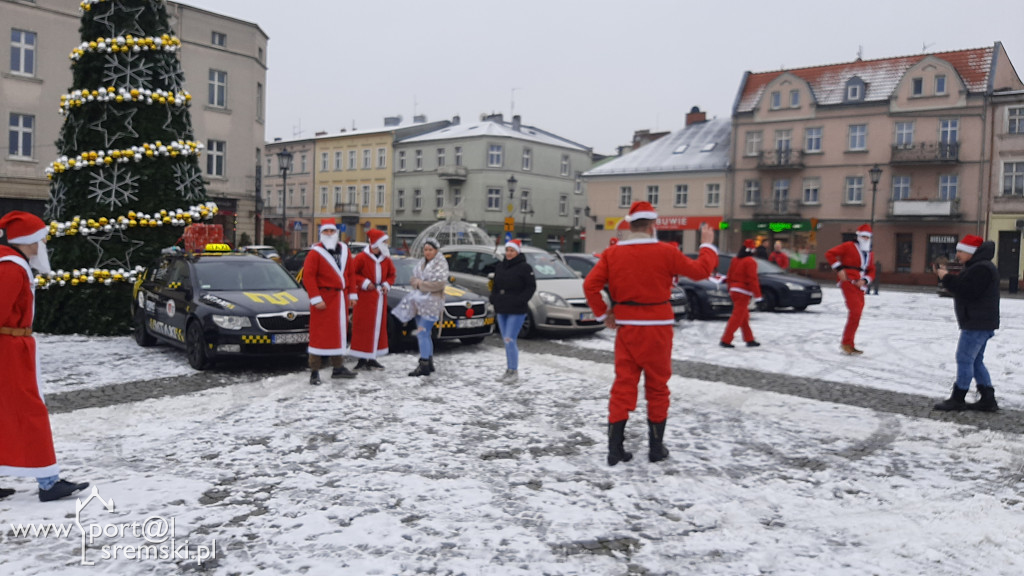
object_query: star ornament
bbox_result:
[88,106,138,149]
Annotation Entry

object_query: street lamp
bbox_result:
[506,175,517,237]
[868,164,883,232]
[277,147,293,251]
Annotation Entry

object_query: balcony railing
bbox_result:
[890,142,960,164]
[757,149,804,170]
[890,197,960,218]
[334,202,362,225]
[751,198,801,217]
[437,165,469,181]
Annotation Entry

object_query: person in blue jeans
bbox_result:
[934,234,1000,412]
[489,239,536,383]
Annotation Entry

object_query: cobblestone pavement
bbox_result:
[46,335,1022,435]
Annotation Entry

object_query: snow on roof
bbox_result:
[400,117,591,152]
[583,117,732,177]
[735,46,995,113]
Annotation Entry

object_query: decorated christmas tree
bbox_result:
[36,0,216,335]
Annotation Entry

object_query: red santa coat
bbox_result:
[768,250,790,269]
[302,243,357,355]
[0,246,60,478]
[350,251,396,359]
[825,241,875,287]
[584,238,718,325]
[727,255,762,299]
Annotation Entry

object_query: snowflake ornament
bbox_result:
[44,180,70,222]
[88,163,140,209]
[102,51,154,88]
[172,162,206,202]
[154,55,186,93]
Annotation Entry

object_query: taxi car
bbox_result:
[386,257,496,351]
[238,245,282,263]
[131,244,310,369]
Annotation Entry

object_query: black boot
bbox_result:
[607,420,633,466]
[648,420,670,463]
[367,359,385,370]
[39,479,89,502]
[332,364,357,379]
[354,359,369,370]
[933,385,968,411]
[0,488,14,500]
[968,386,999,412]
[427,356,435,374]
[309,370,322,386]
[408,358,431,377]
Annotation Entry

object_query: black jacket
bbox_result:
[940,241,1000,331]
[489,253,536,315]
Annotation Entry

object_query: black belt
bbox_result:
[838,266,864,272]
[617,300,669,306]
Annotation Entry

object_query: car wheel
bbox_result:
[519,311,535,339]
[460,336,486,345]
[757,290,778,312]
[133,311,156,347]
[793,304,808,311]
[186,320,212,370]
[387,314,406,353]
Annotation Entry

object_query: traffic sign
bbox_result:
[505,231,513,242]
[504,217,514,232]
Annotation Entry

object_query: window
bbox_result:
[396,189,405,211]
[790,90,800,108]
[454,146,462,166]
[320,187,328,208]
[744,131,762,156]
[912,78,923,96]
[435,189,444,210]
[299,187,306,207]
[348,150,356,170]
[362,185,370,206]
[772,179,790,212]
[363,149,371,169]
[559,194,568,216]
[705,183,721,207]
[377,148,387,169]
[935,75,946,95]
[1009,108,1024,134]
[1004,162,1024,196]
[288,187,295,208]
[266,157,271,176]
[347,186,357,205]
[206,139,225,176]
[845,176,864,204]
[436,148,445,167]
[846,84,861,100]
[320,152,328,171]
[647,185,659,205]
[674,184,688,207]
[774,129,792,151]
[377,184,386,207]
[452,188,462,207]
[848,124,867,150]
[398,150,406,171]
[208,70,227,107]
[939,174,958,200]
[256,83,264,121]
[522,148,532,171]
[211,31,226,46]
[619,186,632,207]
[333,186,342,207]
[574,174,582,194]
[8,113,34,158]
[299,154,307,173]
[487,144,503,167]
[560,154,570,176]
[802,178,820,205]
[487,188,502,210]
[520,190,530,213]
[805,127,822,152]
[895,122,914,148]
[743,180,761,205]
[940,119,959,143]
[10,29,36,76]
[414,149,422,171]
[334,151,342,170]
[892,176,911,200]
[770,90,781,109]
[413,189,422,211]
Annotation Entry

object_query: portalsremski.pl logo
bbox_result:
[7,486,216,566]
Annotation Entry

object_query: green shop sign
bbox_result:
[741,220,813,233]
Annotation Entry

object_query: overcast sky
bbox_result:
[178,0,1024,155]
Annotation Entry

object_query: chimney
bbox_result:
[512,115,521,131]
[685,106,707,126]
[383,115,402,127]
[314,130,327,137]
[452,115,460,125]
[413,114,427,124]
[483,113,503,123]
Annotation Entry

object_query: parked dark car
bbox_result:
[285,242,368,278]
[696,254,823,312]
[386,256,496,351]
[675,270,733,320]
[132,244,310,370]
[560,252,689,321]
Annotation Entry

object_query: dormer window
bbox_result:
[935,75,947,95]
[790,90,800,108]
[912,77,924,96]
[672,144,688,154]
[844,77,866,102]
[770,91,781,109]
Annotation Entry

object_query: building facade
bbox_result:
[730,44,1023,284]
[1,0,267,245]
[395,114,593,252]
[263,138,315,252]
[988,89,1024,288]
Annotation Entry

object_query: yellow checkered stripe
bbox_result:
[167,281,182,289]
[241,335,272,344]
[436,317,495,329]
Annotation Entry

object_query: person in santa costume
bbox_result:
[490,238,536,383]
[583,201,718,466]
[825,224,876,355]
[350,229,396,370]
[933,234,1001,412]
[0,211,89,502]
[720,239,762,348]
[302,219,358,385]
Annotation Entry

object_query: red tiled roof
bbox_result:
[735,47,994,113]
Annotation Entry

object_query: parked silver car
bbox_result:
[440,245,604,338]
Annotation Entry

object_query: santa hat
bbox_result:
[0,211,48,245]
[743,239,757,250]
[956,235,984,255]
[505,238,522,253]
[608,237,619,246]
[856,224,872,237]
[319,218,338,233]
[367,229,388,249]
[624,201,658,222]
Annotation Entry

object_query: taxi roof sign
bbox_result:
[203,243,233,253]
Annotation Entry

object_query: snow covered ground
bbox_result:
[1,286,1022,575]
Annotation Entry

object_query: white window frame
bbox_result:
[1003,162,1024,196]
[912,77,923,96]
[774,129,792,151]
[377,148,387,169]
[211,31,226,47]
[454,146,463,166]
[320,186,328,208]
[519,190,530,213]
[398,150,406,171]
[206,139,226,176]
[770,90,781,109]
[895,122,914,148]
[845,176,864,204]
[320,152,328,171]
[414,149,422,171]
[646,185,659,206]
[848,124,867,151]
[452,188,463,207]
[1008,107,1024,134]
[892,176,911,200]
[935,75,947,95]
[8,113,34,159]
[256,82,264,122]
[619,186,632,208]
[559,194,568,216]
[333,186,342,207]
[744,131,762,157]
[377,184,386,207]
[743,180,760,206]
[560,154,570,176]
[487,188,502,210]
[362,185,370,206]
[487,144,503,167]
[802,178,820,205]
[347,186,357,205]
[522,147,532,171]
[674,184,688,207]
[705,183,721,207]
[363,149,371,170]
[208,69,227,108]
[789,89,800,108]
[334,151,343,171]
[396,189,405,211]
[412,189,422,211]
[348,150,357,170]
[435,189,444,210]
[436,148,445,167]
[939,174,958,200]
[846,84,861,100]
[10,29,36,76]
[805,127,822,153]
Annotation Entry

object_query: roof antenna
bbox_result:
[922,42,935,53]
[856,45,863,61]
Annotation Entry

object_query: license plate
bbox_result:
[458,318,484,328]
[272,332,309,344]
[579,311,595,322]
